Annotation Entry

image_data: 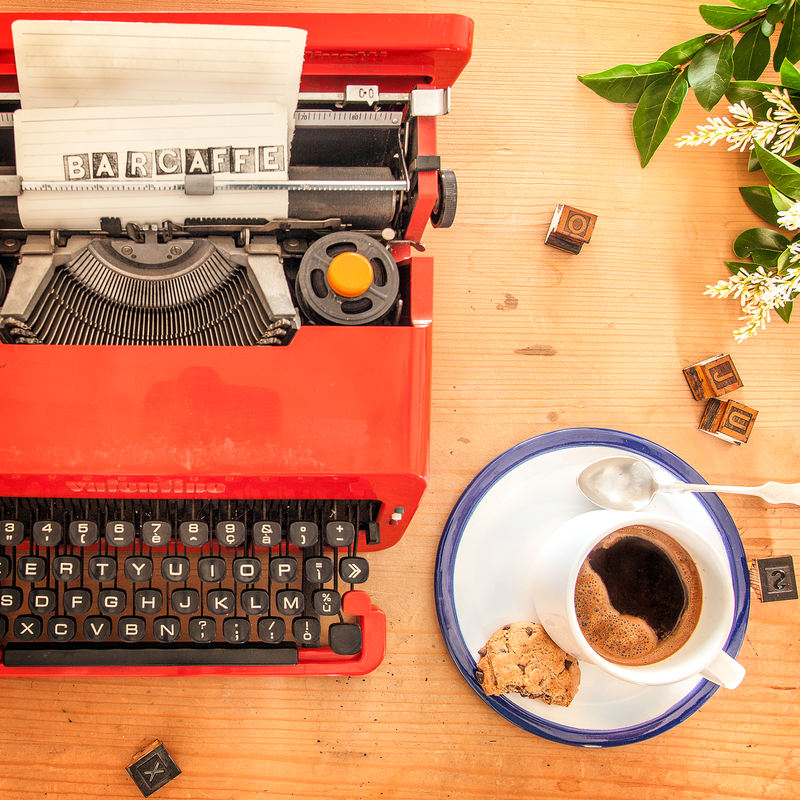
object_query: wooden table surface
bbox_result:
[1,0,799,798]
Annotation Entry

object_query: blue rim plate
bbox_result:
[434,428,750,747]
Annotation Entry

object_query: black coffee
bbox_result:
[574,525,703,666]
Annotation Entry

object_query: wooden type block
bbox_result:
[750,556,798,602]
[127,740,181,797]
[699,398,758,444]
[545,204,597,253]
[683,354,743,400]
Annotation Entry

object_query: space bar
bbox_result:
[3,643,299,668]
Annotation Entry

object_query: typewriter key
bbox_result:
[33,520,62,547]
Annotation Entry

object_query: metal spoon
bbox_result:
[577,455,800,511]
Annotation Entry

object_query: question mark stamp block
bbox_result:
[545,204,597,254]
[683,354,743,400]
[750,556,798,602]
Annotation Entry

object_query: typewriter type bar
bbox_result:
[0,13,473,677]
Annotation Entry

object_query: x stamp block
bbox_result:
[699,398,758,444]
[683,354,743,400]
[127,740,181,797]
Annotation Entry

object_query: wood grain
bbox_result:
[1,1,799,798]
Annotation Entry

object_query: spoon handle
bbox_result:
[663,481,800,505]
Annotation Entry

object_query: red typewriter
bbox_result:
[0,12,473,676]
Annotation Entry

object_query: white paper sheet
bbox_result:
[15,102,290,230]
[11,19,307,230]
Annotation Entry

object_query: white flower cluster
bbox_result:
[676,89,800,155]
[705,263,800,341]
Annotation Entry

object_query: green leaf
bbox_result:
[779,57,800,89]
[700,4,763,28]
[725,80,779,117]
[578,62,678,103]
[660,35,714,66]
[725,260,762,274]
[729,0,773,9]
[776,300,794,322]
[688,36,735,110]
[762,17,777,36]
[733,25,772,79]
[740,185,782,223]
[749,148,764,171]
[774,0,800,70]
[753,141,800,198]
[766,0,793,24]
[733,226,790,257]
[632,71,689,166]
[769,184,796,211]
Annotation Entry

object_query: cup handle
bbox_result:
[699,651,746,689]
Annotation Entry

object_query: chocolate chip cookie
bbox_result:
[475,622,581,707]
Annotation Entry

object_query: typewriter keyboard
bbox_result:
[0,498,380,669]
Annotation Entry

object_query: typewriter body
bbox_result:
[0,12,473,675]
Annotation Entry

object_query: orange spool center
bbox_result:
[327,252,374,297]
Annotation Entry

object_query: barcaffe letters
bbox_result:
[63,144,286,181]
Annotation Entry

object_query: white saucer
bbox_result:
[434,428,749,747]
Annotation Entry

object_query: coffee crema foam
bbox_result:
[573,525,703,667]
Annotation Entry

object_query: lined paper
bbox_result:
[15,102,290,230]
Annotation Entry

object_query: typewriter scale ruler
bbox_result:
[20,178,409,192]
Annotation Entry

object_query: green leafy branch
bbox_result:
[579,0,800,166]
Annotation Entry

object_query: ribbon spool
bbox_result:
[295,232,400,325]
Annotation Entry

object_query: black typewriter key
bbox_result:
[232,557,261,584]
[305,557,333,584]
[63,588,92,614]
[134,588,163,615]
[52,555,81,582]
[0,554,10,581]
[68,520,98,547]
[257,616,286,644]
[125,555,153,583]
[98,588,127,615]
[313,589,341,616]
[119,616,146,643]
[69,519,97,547]
[88,556,117,583]
[223,618,251,644]
[326,521,355,547]
[289,521,318,548]
[0,587,22,613]
[198,556,226,583]
[340,557,369,584]
[0,615,6,640]
[179,520,209,547]
[14,615,42,641]
[172,589,200,615]
[329,622,363,656]
[269,556,298,583]
[105,520,135,547]
[28,588,56,614]
[189,617,216,643]
[207,589,235,616]
[84,616,112,643]
[153,617,181,643]
[0,520,24,546]
[142,520,172,548]
[293,617,321,646]
[17,555,47,583]
[241,589,269,616]
[216,520,246,548]
[47,616,76,643]
[161,556,190,583]
[253,521,281,547]
[33,520,62,547]
[276,589,305,616]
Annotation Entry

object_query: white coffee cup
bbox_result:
[531,510,745,689]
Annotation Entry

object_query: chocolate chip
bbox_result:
[478,646,487,657]
[526,627,533,636]
[475,669,484,683]
[503,624,511,630]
